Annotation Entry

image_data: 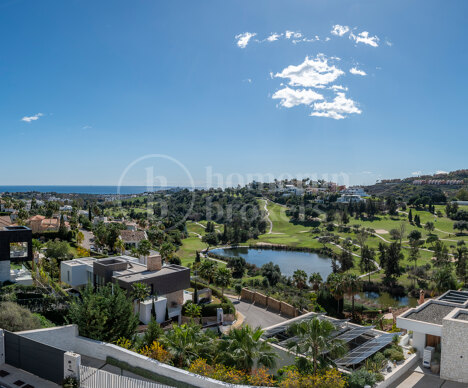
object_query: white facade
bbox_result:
[337,194,364,203]
[61,257,95,288]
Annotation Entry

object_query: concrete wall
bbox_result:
[440,310,468,384]
[0,261,10,282]
[376,353,418,388]
[166,290,184,307]
[138,297,168,324]
[412,331,426,359]
[16,326,254,388]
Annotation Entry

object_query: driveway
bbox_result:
[229,298,287,328]
[391,364,467,388]
[79,229,95,250]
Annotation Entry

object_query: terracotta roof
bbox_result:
[0,216,13,227]
[29,215,46,221]
[119,230,147,242]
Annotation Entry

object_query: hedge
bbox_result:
[201,303,234,317]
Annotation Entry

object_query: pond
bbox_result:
[354,291,419,308]
[212,247,419,308]
[211,246,334,280]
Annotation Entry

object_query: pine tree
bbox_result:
[408,209,413,223]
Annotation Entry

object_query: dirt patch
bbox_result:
[375,229,389,234]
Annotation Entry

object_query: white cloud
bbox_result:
[285,30,302,39]
[331,24,350,37]
[349,67,367,76]
[272,87,324,108]
[311,92,361,120]
[21,113,43,122]
[385,40,393,47]
[350,31,379,47]
[82,125,92,130]
[412,171,422,176]
[329,85,348,91]
[266,33,282,42]
[274,54,344,88]
[435,170,448,175]
[235,32,256,48]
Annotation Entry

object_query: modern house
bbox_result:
[337,194,365,203]
[0,226,33,285]
[396,290,468,384]
[27,215,68,233]
[61,254,191,324]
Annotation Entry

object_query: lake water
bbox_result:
[211,247,334,279]
[355,291,418,308]
[212,247,418,307]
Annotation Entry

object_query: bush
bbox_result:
[0,302,42,332]
[383,348,404,362]
[348,369,377,388]
[201,303,234,317]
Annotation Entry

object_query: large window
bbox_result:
[10,242,28,259]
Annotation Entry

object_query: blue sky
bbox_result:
[1,0,467,187]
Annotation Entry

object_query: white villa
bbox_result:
[397,290,468,384]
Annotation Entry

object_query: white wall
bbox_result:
[61,262,91,288]
[0,261,10,283]
[412,331,426,358]
[16,326,254,388]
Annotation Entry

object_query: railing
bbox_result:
[80,365,172,388]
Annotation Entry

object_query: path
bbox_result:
[262,199,274,234]
[228,298,287,328]
[189,231,202,239]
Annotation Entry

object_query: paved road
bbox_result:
[229,298,287,328]
[391,364,466,388]
[79,229,95,250]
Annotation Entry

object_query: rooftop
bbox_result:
[115,264,188,283]
[404,302,455,325]
[438,290,468,305]
[119,230,147,242]
[454,311,468,322]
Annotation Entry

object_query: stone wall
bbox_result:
[440,310,468,384]
[267,297,281,313]
[240,288,298,318]
[254,292,268,307]
[240,288,255,302]
[280,302,297,318]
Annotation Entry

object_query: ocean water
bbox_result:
[0,186,170,195]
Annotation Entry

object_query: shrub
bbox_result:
[278,368,346,388]
[139,341,172,363]
[348,369,377,388]
[201,303,234,317]
[0,302,42,332]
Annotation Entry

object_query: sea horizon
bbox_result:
[0,185,184,195]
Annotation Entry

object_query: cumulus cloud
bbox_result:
[21,113,43,122]
[274,54,344,88]
[272,87,324,108]
[350,31,379,47]
[435,170,448,175]
[349,67,367,76]
[266,33,282,42]
[412,171,422,176]
[235,32,256,48]
[285,30,302,39]
[331,24,350,36]
[311,92,361,120]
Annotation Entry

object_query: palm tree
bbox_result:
[326,272,346,315]
[184,303,202,322]
[160,323,215,367]
[286,317,347,375]
[214,267,232,297]
[216,325,277,372]
[309,272,323,291]
[114,237,125,254]
[138,239,152,261]
[293,269,308,289]
[131,282,150,319]
[343,273,361,319]
[199,260,218,284]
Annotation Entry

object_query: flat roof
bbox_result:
[454,311,468,322]
[115,264,188,283]
[405,302,455,325]
[438,290,468,305]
